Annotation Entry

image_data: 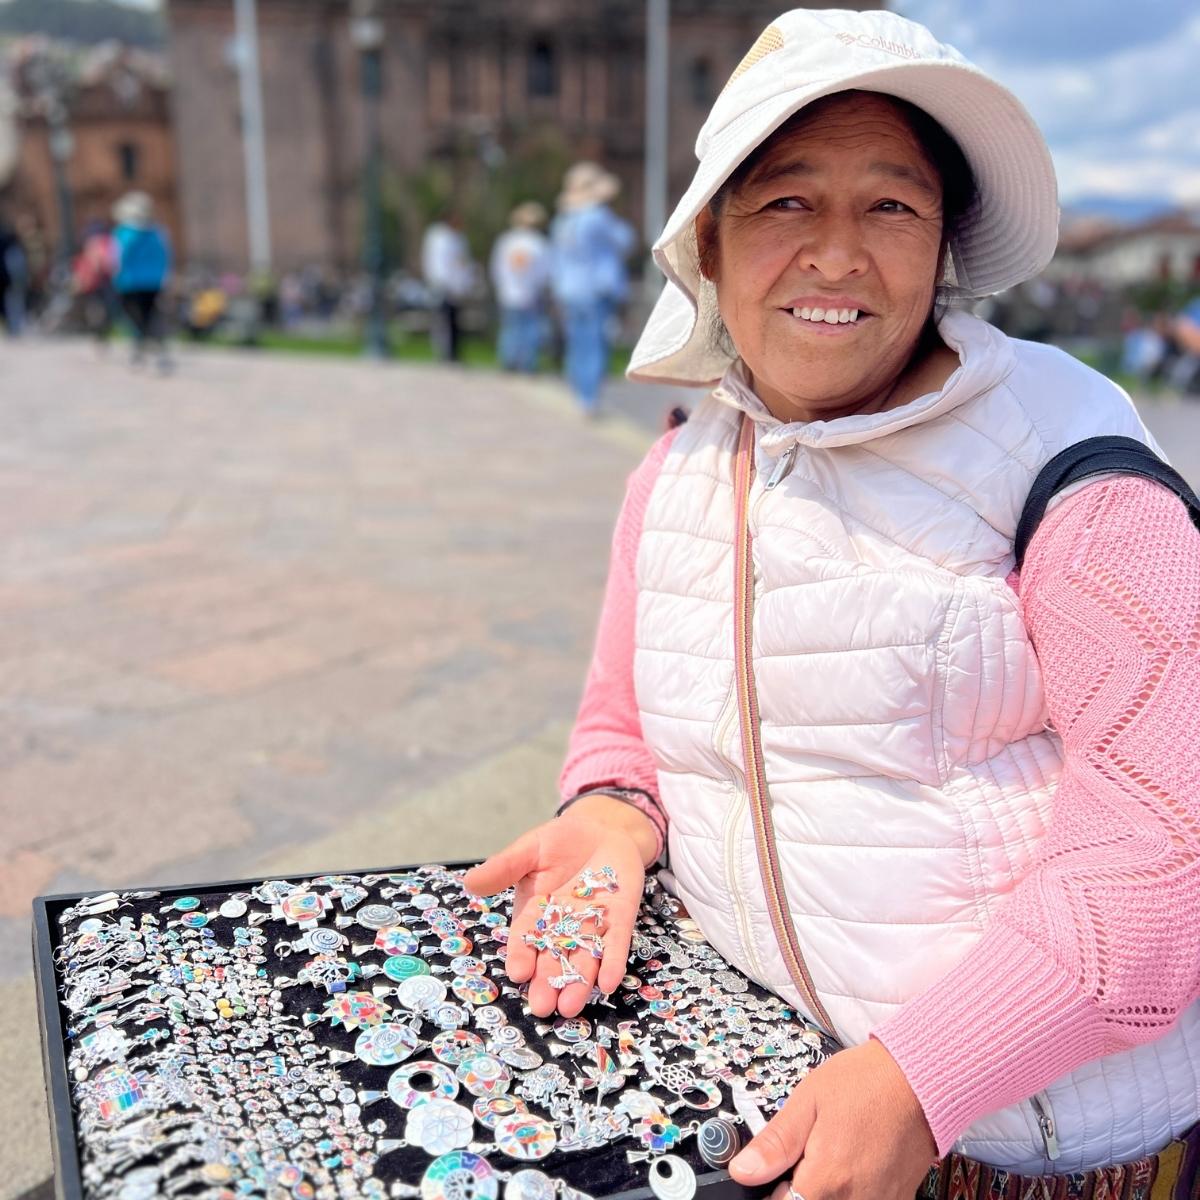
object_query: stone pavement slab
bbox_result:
[0,339,653,1196]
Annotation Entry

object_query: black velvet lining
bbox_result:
[41,865,835,1198]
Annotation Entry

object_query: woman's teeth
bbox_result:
[791,306,860,324]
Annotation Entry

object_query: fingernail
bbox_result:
[731,1148,764,1176]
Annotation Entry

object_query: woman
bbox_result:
[490,201,552,373]
[112,190,172,370]
[465,9,1200,1199]
[550,162,636,415]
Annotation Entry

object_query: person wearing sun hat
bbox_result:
[466,8,1200,1199]
[549,161,636,414]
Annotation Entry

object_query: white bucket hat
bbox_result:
[629,7,1060,386]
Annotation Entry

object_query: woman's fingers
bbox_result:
[502,878,540,984]
[729,1084,817,1185]
[596,897,637,997]
[529,943,598,1019]
[463,832,540,898]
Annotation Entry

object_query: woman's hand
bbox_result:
[462,796,655,1018]
[729,1040,937,1200]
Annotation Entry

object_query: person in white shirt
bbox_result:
[421,210,476,362]
[489,202,552,373]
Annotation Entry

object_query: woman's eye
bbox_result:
[766,197,807,211]
[875,199,914,213]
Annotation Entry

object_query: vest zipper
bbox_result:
[1029,1090,1060,1160]
[764,442,798,490]
[713,667,769,986]
[732,414,838,1038]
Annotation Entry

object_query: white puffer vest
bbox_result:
[634,311,1200,1173]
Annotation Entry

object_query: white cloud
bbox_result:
[893,0,1200,206]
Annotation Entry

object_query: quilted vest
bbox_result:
[634,311,1200,1173]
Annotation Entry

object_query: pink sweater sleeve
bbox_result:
[873,475,1200,1155]
[557,429,679,857]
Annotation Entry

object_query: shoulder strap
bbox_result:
[1014,435,1200,570]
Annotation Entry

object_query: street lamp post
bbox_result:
[642,0,669,304]
[352,0,389,360]
[47,112,76,268]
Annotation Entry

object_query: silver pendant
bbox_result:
[504,1169,556,1200]
[647,1155,697,1200]
[406,1099,475,1156]
[420,1150,499,1200]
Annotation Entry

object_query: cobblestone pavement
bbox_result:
[0,340,654,1196]
[5,341,1194,1196]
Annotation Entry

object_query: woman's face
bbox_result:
[697,93,947,423]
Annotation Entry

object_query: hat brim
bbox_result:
[629,61,1059,385]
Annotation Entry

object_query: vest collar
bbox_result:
[710,310,1016,457]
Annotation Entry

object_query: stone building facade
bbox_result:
[164,0,880,276]
[3,40,181,261]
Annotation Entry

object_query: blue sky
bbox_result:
[893,0,1200,206]
[108,0,1200,208]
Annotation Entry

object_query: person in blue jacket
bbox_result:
[112,191,172,371]
[550,163,636,415]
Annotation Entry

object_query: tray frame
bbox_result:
[33,865,759,1200]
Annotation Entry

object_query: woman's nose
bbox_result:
[792,213,868,280]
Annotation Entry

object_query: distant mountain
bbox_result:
[0,0,164,48]
[1062,195,1176,225]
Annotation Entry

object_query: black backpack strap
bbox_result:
[1014,435,1200,570]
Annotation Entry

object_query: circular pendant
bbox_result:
[551,1017,591,1044]
[421,1151,497,1200]
[410,893,439,912]
[179,912,209,928]
[505,1170,556,1200]
[172,896,201,911]
[498,1046,543,1071]
[375,926,420,956]
[477,912,506,928]
[431,1029,485,1065]
[355,1022,420,1068]
[218,898,247,919]
[473,1006,507,1031]
[697,1117,745,1169]
[486,1025,524,1050]
[440,935,474,956]
[473,1094,528,1130]
[450,955,487,976]
[384,955,430,982]
[304,927,345,955]
[455,1052,512,1097]
[388,1060,459,1109]
[493,1113,557,1161]
[679,1079,723,1111]
[647,1155,697,1200]
[396,975,448,1011]
[451,975,498,1006]
[357,904,402,930]
[406,1099,475,1156]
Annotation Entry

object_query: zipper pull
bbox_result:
[764,443,798,491]
[1030,1091,1059,1160]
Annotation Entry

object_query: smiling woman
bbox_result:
[693,91,975,424]
[467,8,1200,1200]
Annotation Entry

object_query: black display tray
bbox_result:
[34,864,779,1200]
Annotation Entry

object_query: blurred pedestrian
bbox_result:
[550,162,635,415]
[490,201,551,373]
[421,209,476,363]
[1170,296,1200,395]
[0,218,28,335]
[73,220,117,350]
[112,190,172,371]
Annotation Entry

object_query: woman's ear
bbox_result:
[695,208,719,283]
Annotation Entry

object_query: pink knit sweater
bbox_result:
[559,428,1200,1156]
